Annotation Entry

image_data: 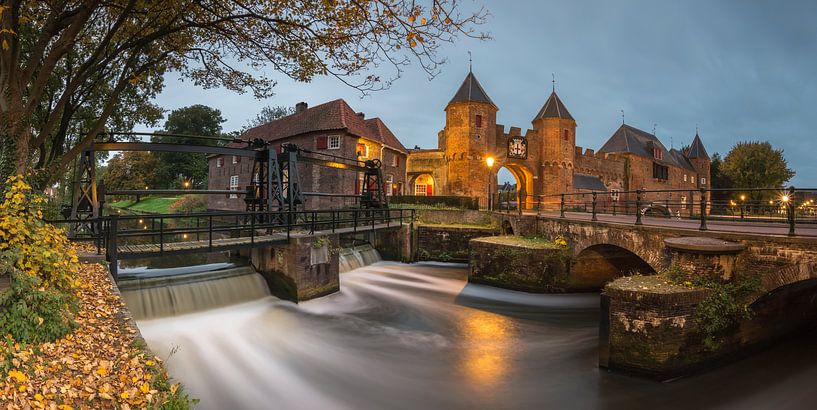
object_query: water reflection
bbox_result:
[459,310,516,386]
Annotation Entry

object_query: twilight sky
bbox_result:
[140,0,817,186]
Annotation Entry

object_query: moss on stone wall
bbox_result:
[469,236,571,292]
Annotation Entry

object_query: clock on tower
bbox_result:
[508,137,528,159]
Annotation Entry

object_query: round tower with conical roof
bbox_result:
[533,88,577,197]
[443,70,498,199]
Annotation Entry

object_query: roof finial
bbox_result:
[552,73,556,93]
[621,109,625,125]
[468,51,472,73]
[695,123,699,136]
[652,123,657,136]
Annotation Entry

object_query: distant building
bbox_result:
[208,99,408,211]
[406,70,711,210]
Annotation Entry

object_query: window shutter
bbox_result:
[427,185,433,196]
[316,136,328,149]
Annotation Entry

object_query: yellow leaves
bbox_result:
[8,369,27,383]
[139,383,150,394]
[96,364,108,377]
[34,393,44,401]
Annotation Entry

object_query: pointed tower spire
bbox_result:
[447,70,496,107]
[533,90,574,121]
[687,132,710,159]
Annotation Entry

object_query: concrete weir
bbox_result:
[250,225,412,302]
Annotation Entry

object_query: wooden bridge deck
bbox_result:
[115,222,404,259]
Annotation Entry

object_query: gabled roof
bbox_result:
[686,133,710,160]
[448,71,496,107]
[534,91,574,121]
[364,117,408,154]
[234,99,406,153]
[573,174,607,191]
[599,124,695,171]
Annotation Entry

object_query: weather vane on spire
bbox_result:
[621,109,625,125]
[552,73,556,92]
[468,51,472,72]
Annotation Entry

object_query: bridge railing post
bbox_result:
[353,209,358,232]
[251,211,256,245]
[787,186,796,236]
[699,188,708,231]
[108,215,118,280]
[560,194,565,218]
[612,200,617,216]
[311,210,316,234]
[209,214,213,251]
[591,192,598,221]
[159,216,164,253]
[331,210,336,233]
[635,190,643,225]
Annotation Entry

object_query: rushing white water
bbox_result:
[338,244,382,272]
[120,267,269,320]
[135,262,817,410]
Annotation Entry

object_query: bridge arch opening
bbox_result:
[569,244,655,291]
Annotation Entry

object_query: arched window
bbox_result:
[475,115,482,128]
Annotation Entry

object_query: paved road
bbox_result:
[524,211,817,238]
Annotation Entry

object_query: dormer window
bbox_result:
[475,115,482,128]
[653,147,663,160]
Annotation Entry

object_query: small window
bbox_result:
[216,157,223,168]
[414,184,427,196]
[701,177,706,185]
[253,173,260,184]
[475,115,482,128]
[393,154,400,167]
[564,129,569,141]
[232,156,239,164]
[653,147,663,160]
[328,135,340,150]
[386,175,394,196]
[610,189,620,202]
[229,175,239,199]
[683,174,687,182]
[681,195,688,210]
[652,162,669,180]
[356,143,368,158]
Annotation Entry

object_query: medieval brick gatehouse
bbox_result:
[406,70,711,210]
[208,99,408,211]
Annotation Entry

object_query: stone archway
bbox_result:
[410,173,435,196]
[495,162,535,210]
[569,244,657,290]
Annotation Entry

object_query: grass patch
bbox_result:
[109,196,183,214]
[606,274,699,294]
[472,235,564,249]
[417,222,494,229]
[389,203,467,211]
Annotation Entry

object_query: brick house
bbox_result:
[208,99,408,211]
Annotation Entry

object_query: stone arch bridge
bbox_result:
[493,213,817,296]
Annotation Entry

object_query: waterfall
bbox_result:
[119,267,270,320]
[339,244,382,273]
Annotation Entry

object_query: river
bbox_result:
[135,262,817,410]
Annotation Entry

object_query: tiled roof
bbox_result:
[534,92,574,121]
[599,124,695,171]
[364,117,408,154]
[686,133,709,160]
[231,99,406,152]
[573,174,607,191]
[448,71,496,107]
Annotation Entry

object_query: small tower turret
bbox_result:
[443,70,498,198]
[686,132,711,189]
[533,87,576,196]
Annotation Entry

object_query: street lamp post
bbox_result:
[740,194,746,220]
[486,156,495,211]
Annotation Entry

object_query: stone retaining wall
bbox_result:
[468,237,571,292]
[416,225,496,262]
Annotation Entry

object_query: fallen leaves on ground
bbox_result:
[1,253,186,409]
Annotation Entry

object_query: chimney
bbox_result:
[356,112,365,120]
[295,102,308,113]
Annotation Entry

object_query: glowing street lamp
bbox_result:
[485,156,495,211]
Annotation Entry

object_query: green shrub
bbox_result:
[169,194,208,213]
[0,267,78,343]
